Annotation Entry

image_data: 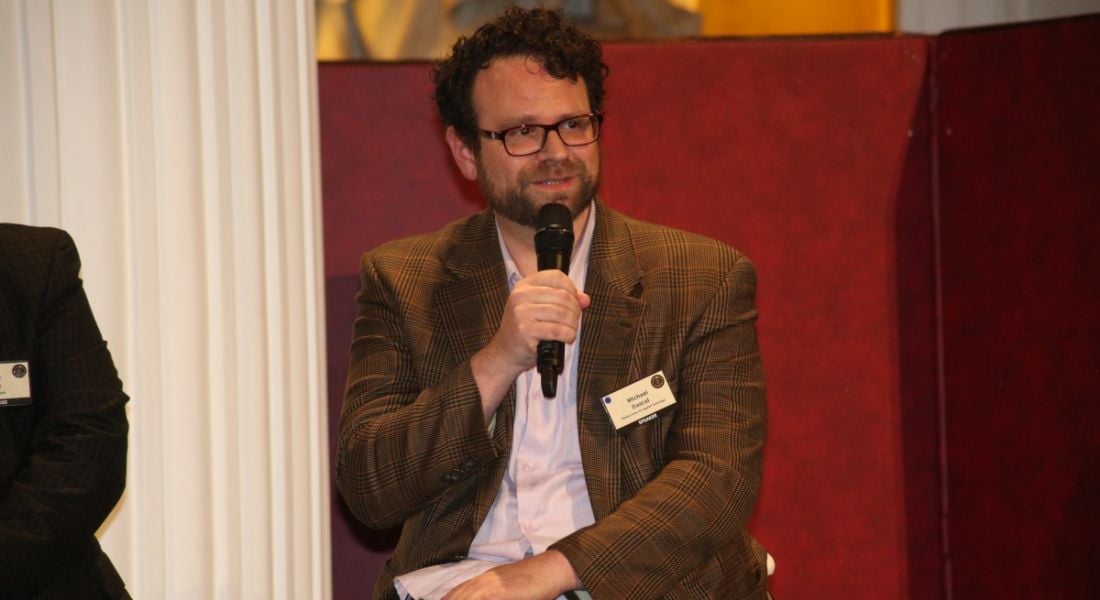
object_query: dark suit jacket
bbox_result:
[338,201,767,599]
[0,224,129,599]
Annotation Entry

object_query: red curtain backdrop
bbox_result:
[320,15,1099,599]
[934,16,1100,599]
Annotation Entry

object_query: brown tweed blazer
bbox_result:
[338,200,767,599]
[0,224,129,599]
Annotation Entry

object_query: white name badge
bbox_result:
[601,370,676,431]
[0,361,32,407]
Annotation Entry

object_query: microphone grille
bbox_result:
[536,202,573,234]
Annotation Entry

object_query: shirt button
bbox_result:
[522,463,534,472]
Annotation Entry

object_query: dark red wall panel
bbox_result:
[321,62,482,281]
[934,16,1100,599]
[596,38,938,600]
[321,17,1100,598]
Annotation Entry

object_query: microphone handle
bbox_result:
[537,251,569,273]
[536,247,569,398]
[536,243,572,398]
[537,339,564,397]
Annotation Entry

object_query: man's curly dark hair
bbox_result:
[433,7,610,148]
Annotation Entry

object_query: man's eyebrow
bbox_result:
[493,113,588,130]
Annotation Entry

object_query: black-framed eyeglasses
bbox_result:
[478,113,603,157]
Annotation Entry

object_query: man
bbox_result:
[0,224,130,598]
[337,8,766,599]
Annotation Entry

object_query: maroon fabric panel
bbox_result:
[320,36,939,599]
[598,38,935,599]
[320,64,460,600]
[894,71,943,600]
[935,16,1100,599]
[321,62,482,281]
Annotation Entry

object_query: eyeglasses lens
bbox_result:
[504,116,599,156]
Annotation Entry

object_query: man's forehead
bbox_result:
[472,55,588,112]
[478,54,579,84]
[464,53,592,133]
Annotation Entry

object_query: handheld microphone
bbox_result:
[534,202,574,398]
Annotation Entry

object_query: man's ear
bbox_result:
[445,126,478,181]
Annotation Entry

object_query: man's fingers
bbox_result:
[515,300,580,326]
[517,320,581,345]
[513,283,580,308]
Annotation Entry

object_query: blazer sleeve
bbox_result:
[336,251,500,530]
[0,230,129,594]
[551,254,766,598]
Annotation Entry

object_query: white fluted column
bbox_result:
[0,1,330,598]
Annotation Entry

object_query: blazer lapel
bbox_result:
[435,212,509,366]
[433,210,517,525]
[577,202,645,519]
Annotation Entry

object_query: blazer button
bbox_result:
[440,472,455,484]
[463,457,479,470]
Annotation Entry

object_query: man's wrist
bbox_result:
[470,346,524,417]
[540,549,581,594]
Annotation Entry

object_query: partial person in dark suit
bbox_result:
[337,8,766,599]
[0,224,130,599]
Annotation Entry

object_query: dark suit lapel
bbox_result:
[577,202,645,519]
[0,292,19,358]
[0,268,23,358]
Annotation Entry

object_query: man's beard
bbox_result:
[477,157,599,227]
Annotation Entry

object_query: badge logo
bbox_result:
[12,364,26,378]
[650,374,665,389]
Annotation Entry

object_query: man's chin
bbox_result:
[538,194,579,213]
[485,181,597,228]
[533,189,594,216]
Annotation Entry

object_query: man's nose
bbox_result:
[538,128,569,159]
